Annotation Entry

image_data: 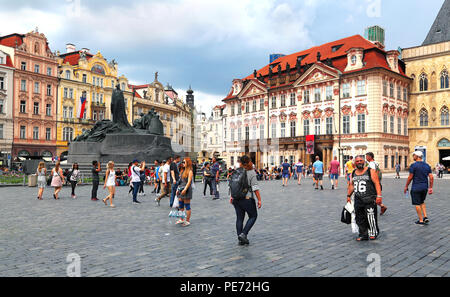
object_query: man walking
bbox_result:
[211,157,220,200]
[345,156,355,186]
[152,160,160,193]
[347,155,382,241]
[156,158,172,205]
[312,156,324,190]
[395,162,401,179]
[130,159,145,204]
[91,161,101,201]
[328,156,340,190]
[365,152,387,215]
[281,159,291,187]
[170,155,181,207]
[294,159,304,185]
[404,151,433,225]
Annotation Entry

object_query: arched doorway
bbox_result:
[438,138,450,171]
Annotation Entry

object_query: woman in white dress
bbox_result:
[36,162,47,200]
[103,161,116,208]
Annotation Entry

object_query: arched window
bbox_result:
[440,70,449,89]
[65,70,71,80]
[419,73,428,91]
[419,109,428,127]
[63,127,73,141]
[441,106,449,126]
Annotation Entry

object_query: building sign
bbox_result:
[306,135,314,154]
[437,138,450,148]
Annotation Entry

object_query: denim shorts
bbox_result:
[330,173,339,180]
[282,173,290,178]
[411,190,427,206]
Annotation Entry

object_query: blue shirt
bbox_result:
[281,163,290,174]
[211,162,220,176]
[155,166,160,179]
[409,161,431,191]
[313,161,324,174]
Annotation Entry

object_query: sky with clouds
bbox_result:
[0,0,444,114]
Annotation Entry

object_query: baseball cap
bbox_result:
[132,159,140,163]
[412,151,423,158]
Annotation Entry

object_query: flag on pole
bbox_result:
[77,92,87,118]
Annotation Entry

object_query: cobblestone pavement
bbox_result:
[0,176,449,277]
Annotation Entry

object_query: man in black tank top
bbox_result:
[347,156,382,241]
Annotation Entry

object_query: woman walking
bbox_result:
[176,157,194,227]
[51,161,65,200]
[203,162,213,197]
[103,161,116,208]
[69,163,81,199]
[230,155,262,245]
[36,162,47,200]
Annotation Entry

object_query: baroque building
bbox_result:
[198,104,226,162]
[0,45,15,166]
[402,0,450,169]
[0,29,58,160]
[55,44,133,158]
[130,76,194,154]
[223,34,411,172]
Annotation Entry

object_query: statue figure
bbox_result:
[111,84,131,129]
[148,114,164,135]
[133,113,146,129]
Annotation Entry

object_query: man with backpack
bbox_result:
[366,152,387,215]
[229,155,262,246]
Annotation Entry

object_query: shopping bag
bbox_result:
[341,207,352,224]
[172,195,180,208]
[351,212,359,234]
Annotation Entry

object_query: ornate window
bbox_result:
[290,93,296,106]
[280,94,286,107]
[303,120,310,136]
[63,127,73,141]
[419,109,428,127]
[419,73,428,91]
[343,115,350,134]
[358,114,366,133]
[440,70,449,89]
[441,106,449,126]
[65,70,71,80]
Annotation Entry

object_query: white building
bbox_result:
[0,45,15,167]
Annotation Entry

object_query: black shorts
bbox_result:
[314,173,323,180]
[411,190,427,206]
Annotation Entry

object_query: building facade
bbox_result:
[0,30,58,160]
[198,104,226,162]
[55,45,133,158]
[402,0,450,169]
[131,76,193,154]
[223,34,411,172]
[0,45,15,166]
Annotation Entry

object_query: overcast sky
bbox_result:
[0,0,444,114]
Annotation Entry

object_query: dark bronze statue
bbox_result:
[111,84,131,129]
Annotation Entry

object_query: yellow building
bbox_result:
[55,44,133,158]
[402,0,450,170]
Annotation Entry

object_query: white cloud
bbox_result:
[175,88,224,115]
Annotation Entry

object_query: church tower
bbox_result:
[186,86,194,109]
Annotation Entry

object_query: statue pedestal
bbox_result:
[68,133,176,164]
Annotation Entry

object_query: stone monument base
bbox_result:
[68,133,176,164]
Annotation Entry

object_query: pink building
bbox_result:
[0,29,58,159]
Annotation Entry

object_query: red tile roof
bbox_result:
[128,84,150,90]
[0,33,24,48]
[223,34,408,101]
[0,54,14,68]
[134,90,142,98]
[59,51,93,65]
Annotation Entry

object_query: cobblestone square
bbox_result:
[0,175,449,277]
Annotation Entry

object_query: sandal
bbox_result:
[182,221,191,227]
[102,199,107,205]
[356,237,368,241]
[175,219,184,225]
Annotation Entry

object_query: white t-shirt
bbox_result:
[162,164,170,183]
[131,165,141,183]
[368,161,378,170]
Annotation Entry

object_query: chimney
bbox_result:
[66,43,76,53]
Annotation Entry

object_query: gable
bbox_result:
[239,79,267,98]
[293,64,339,87]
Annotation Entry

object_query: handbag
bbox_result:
[172,196,180,208]
[47,175,53,186]
[341,207,352,224]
